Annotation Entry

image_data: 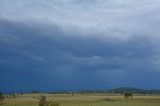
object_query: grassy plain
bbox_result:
[1,93,160,106]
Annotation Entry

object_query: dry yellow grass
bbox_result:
[1,93,160,106]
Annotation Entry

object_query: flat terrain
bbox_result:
[1,93,160,106]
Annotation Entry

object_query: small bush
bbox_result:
[33,96,36,99]
[39,96,46,106]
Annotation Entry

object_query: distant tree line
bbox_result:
[48,87,160,95]
[109,87,160,95]
[2,87,160,97]
[32,90,39,94]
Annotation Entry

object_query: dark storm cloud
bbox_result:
[1,0,160,92]
[1,19,159,91]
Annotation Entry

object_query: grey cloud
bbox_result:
[1,0,160,41]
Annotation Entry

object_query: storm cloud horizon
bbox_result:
[1,0,160,92]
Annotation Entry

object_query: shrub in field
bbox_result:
[33,96,36,99]
[39,96,47,106]
[38,96,60,106]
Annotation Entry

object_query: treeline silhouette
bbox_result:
[49,87,160,95]
[1,87,160,95]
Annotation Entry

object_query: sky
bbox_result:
[1,0,160,92]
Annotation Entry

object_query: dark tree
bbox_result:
[20,93,23,96]
[0,92,2,104]
[124,92,133,98]
[12,93,16,98]
[71,92,74,96]
[0,92,5,104]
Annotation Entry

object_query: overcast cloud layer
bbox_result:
[1,0,160,92]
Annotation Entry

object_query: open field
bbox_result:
[1,93,160,106]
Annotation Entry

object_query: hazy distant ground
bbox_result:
[1,93,160,106]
